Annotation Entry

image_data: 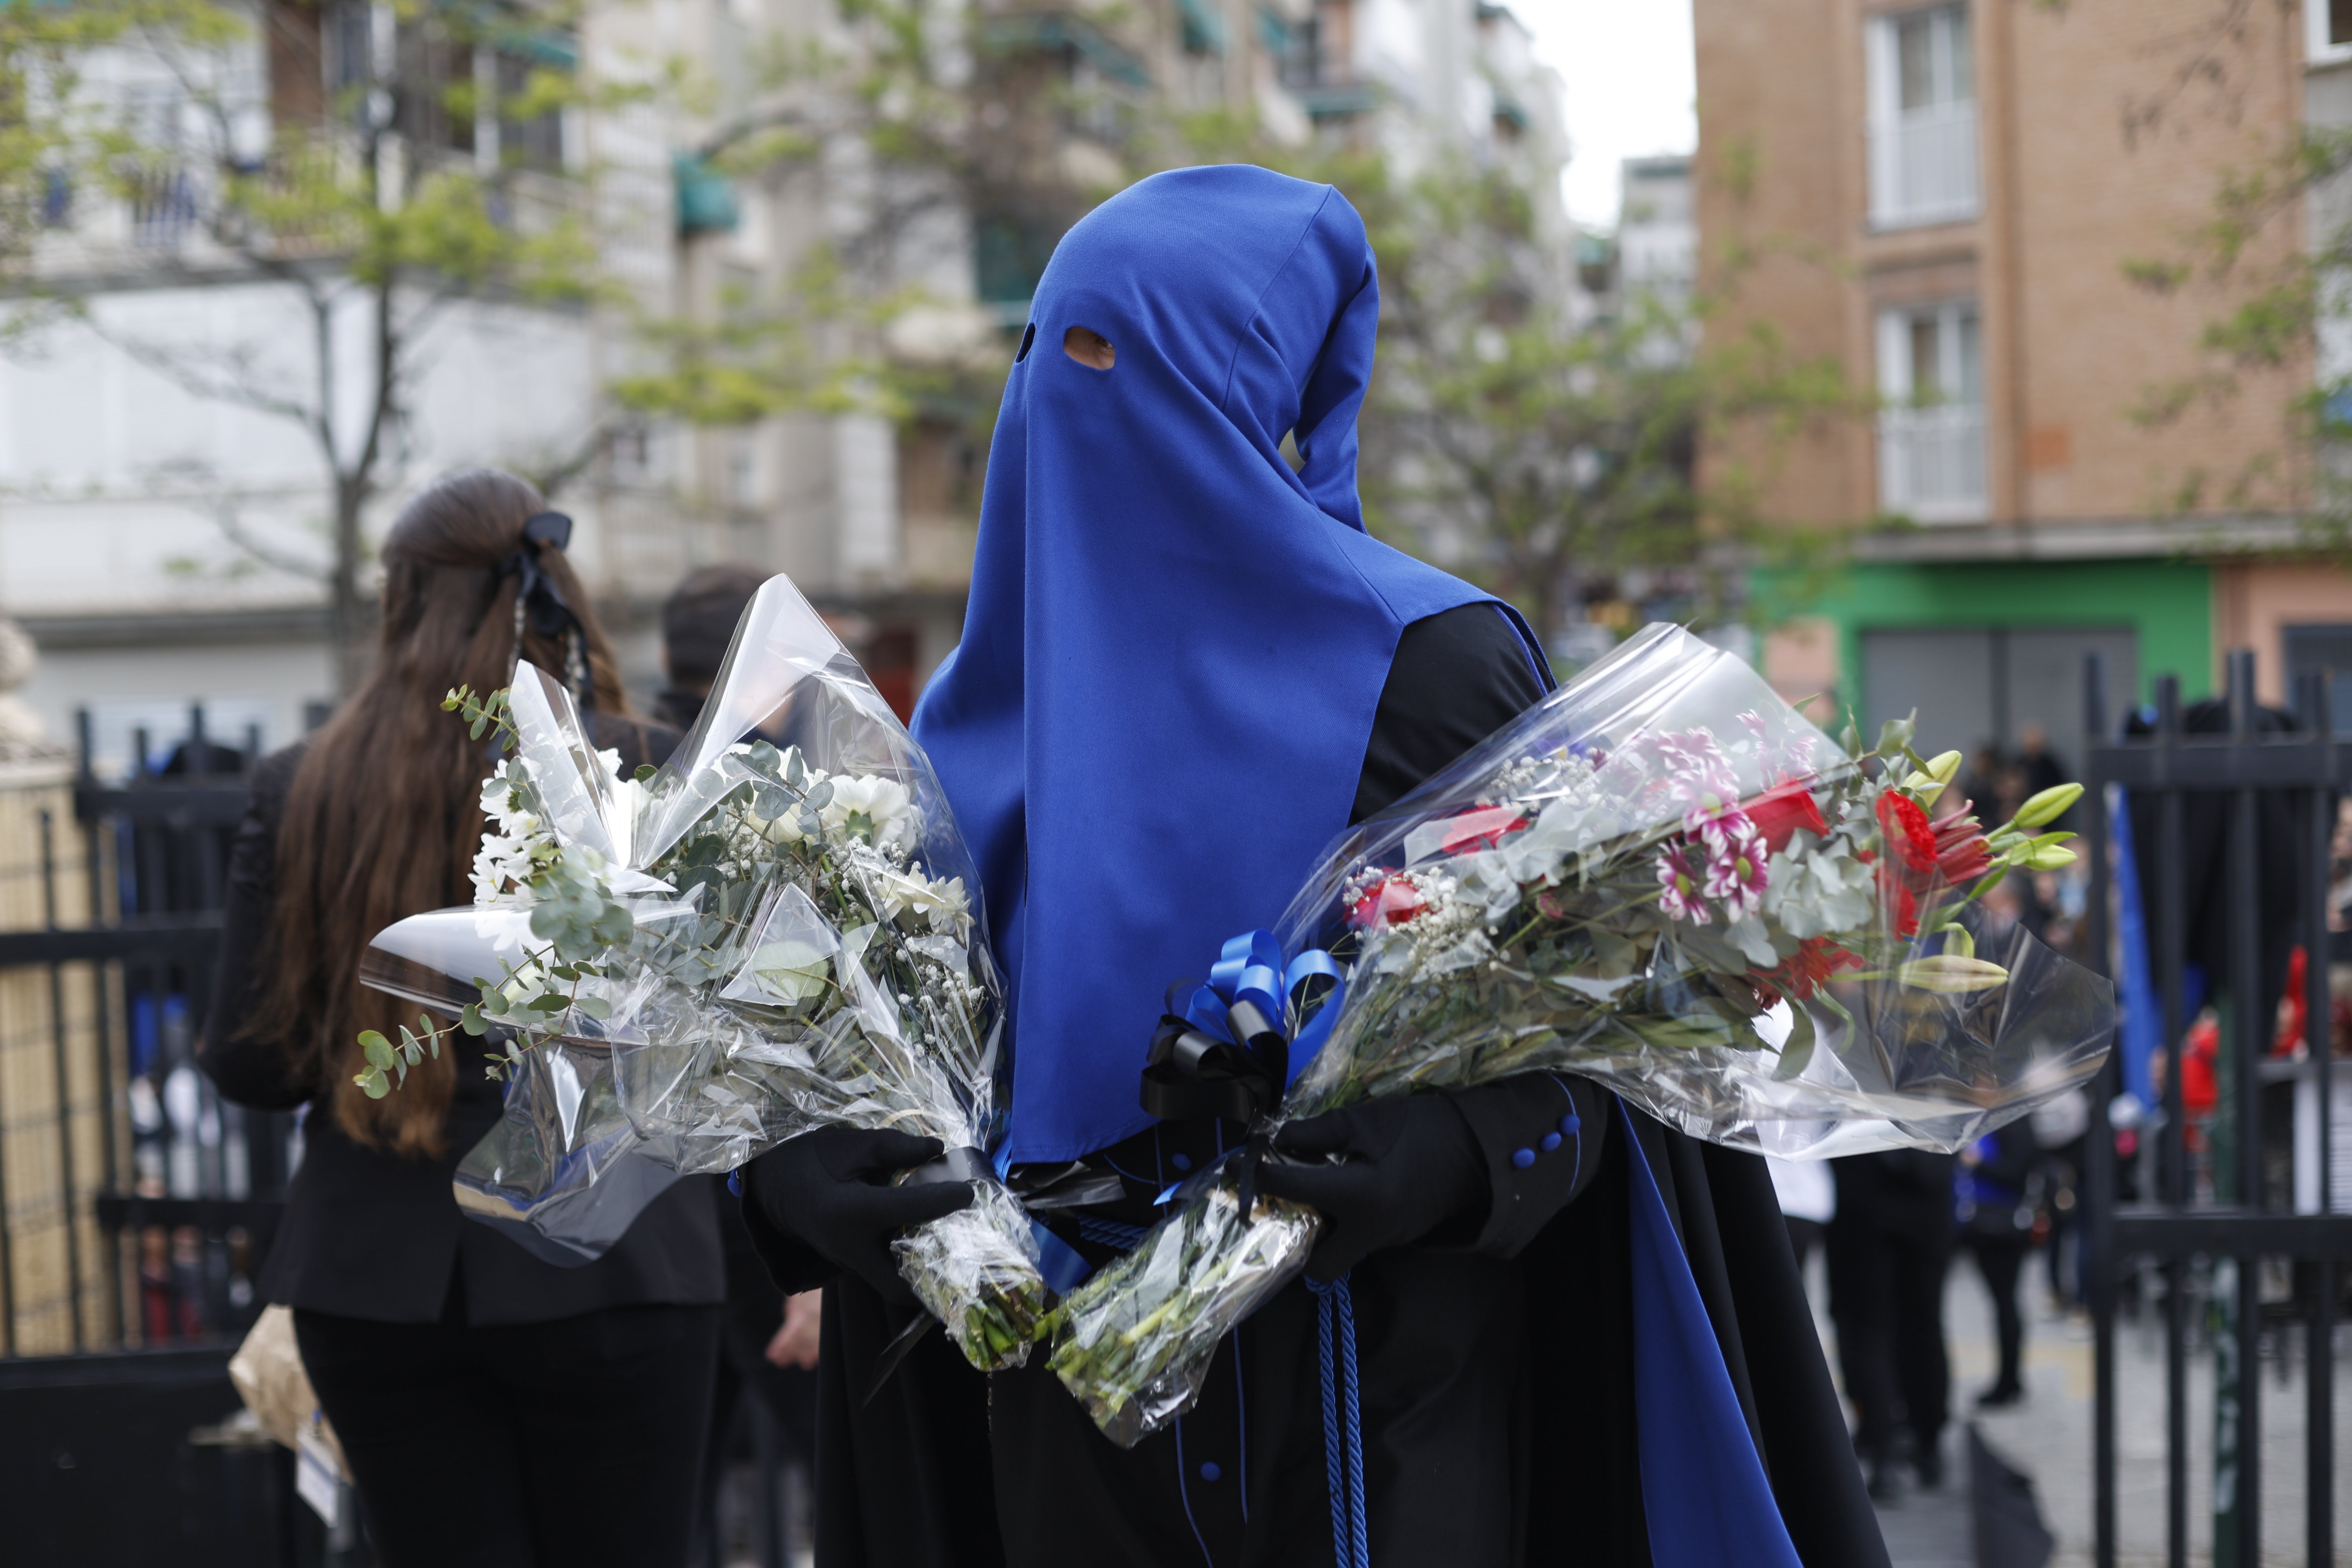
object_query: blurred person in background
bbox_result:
[1768,1153,1835,1280]
[2029,1087,2090,1311]
[655,562,773,733]
[1955,1123,2040,1408]
[654,562,828,1568]
[198,470,724,1567]
[2014,722,2069,819]
[1828,1148,1956,1499]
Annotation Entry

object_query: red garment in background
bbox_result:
[2274,944,2308,1057]
[2181,1016,2219,1118]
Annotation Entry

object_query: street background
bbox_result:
[0,0,2348,1562]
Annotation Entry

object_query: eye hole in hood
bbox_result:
[1063,326,1116,370]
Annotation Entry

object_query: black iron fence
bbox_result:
[0,706,291,1359]
[2082,650,2350,1568]
[0,707,317,1563]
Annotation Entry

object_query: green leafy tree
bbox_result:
[6,0,608,693]
[1170,122,1858,652]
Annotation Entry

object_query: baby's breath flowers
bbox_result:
[1044,625,2115,1446]
[356,644,1046,1372]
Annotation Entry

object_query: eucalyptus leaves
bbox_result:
[352,603,1045,1369]
[352,684,642,1098]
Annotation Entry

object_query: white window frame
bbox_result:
[1876,300,1987,523]
[1865,5,1980,230]
[2311,0,2352,66]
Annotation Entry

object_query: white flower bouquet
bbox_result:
[356,575,1047,1370]
[1044,622,2115,1442]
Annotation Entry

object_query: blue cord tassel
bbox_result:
[1305,1273,1369,1568]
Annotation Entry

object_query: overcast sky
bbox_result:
[1513,0,1697,230]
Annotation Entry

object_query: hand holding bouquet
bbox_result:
[1046,623,2113,1442]
[357,577,1047,1370]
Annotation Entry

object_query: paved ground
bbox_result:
[1804,1250,2352,1568]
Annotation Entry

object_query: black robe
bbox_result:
[753,606,1887,1568]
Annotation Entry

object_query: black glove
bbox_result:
[1254,1094,1488,1282]
[742,1127,974,1306]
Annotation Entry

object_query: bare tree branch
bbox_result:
[81,313,320,426]
[210,491,331,581]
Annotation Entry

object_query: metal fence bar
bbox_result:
[2151,675,2188,1568]
[2294,670,2335,1568]
[2083,652,2120,1568]
[2221,649,2261,1568]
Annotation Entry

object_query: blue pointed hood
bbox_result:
[914,165,1498,1162]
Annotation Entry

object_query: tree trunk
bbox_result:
[330,473,370,697]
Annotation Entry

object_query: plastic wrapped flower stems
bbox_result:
[356,574,1047,1370]
[1041,1180,1319,1446]
[1047,622,2114,1442]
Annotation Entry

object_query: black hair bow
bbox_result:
[499,511,580,640]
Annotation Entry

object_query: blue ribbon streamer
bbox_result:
[1621,1104,1804,1568]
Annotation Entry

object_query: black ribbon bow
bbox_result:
[1140,984,1291,1126]
[499,510,580,640]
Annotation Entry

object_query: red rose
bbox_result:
[1744,780,1829,856]
[1349,876,1425,929]
[1876,792,1938,875]
[1437,806,1530,855]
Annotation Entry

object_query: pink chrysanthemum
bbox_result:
[1704,829,1769,923]
[1687,805,1759,855]
[1656,842,1711,925]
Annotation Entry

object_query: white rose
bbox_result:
[822,774,916,845]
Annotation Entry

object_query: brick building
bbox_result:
[1696,0,2352,764]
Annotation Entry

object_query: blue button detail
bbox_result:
[1199,1461,1222,1481]
[1171,1152,1193,1172]
[1511,1147,1537,1169]
[1559,1114,1580,1137]
[1540,1132,1562,1152]
[727,1169,743,1197]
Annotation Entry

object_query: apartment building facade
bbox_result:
[0,0,1565,769]
[1697,0,2348,766]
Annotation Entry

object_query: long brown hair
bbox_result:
[254,469,631,1156]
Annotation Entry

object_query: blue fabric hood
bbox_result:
[914,165,1503,1163]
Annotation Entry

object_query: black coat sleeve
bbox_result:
[1353,604,1612,1258]
[198,744,316,1111]
[1352,602,1550,823]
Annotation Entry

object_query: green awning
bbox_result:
[1179,0,1226,54]
[673,154,739,237]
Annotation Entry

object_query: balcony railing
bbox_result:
[126,167,199,250]
[1869,103,1978,229]
[1878,403,1986,522]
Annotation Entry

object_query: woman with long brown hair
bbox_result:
[201,469,724,1566]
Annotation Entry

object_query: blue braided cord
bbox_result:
[1334,1276,1368,1567]
[1173,1414,1218,1568]
[1306,1278,1348,1566]
[1548,1074,1586,1194]
[1232,1328,1250,1523]
[1305,1275,1371,1568]
[1074,1214,1149,1252]
[1099,1153,1158,1189]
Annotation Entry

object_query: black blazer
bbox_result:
[200,712,723,1326]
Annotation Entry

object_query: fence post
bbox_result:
[2295,670,2336,1566]
[2083,652,2119,1568]
[2152,674,2187,1568]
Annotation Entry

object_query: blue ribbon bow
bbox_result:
[1139,929,1344,1125]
